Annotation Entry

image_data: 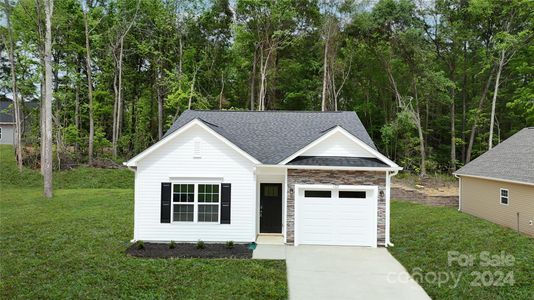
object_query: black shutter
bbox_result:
[161,182,171,223]
[221,183,231,224]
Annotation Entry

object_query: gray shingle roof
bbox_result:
[288,156,389,168]
[0,101,15,123]
[164,110,376,164]
[455,128,534,184]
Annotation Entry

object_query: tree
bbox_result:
[43,0,53,198]
[4,0,23,171]
[83,1,95,164]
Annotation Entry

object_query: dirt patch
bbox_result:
[392,175,459,207]
[126,242,253,259]
[392,183,458,196]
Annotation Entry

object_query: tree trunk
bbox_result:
[250,47,257,110]
[461,41,468,163]
[450,70,456,171]
[413,81,426,177]
[83,9,94,165]
[321,29,329,111]
[488,50,506,150]
[36,0,46,175]
[466,64,497,163]
[156,67,163,140]
[43,0,54,198]
[112,57,118,156]
[40,77,46,175]
[258,45,273,111]
[115,37,125,156]
[4,0,23,171]
[111,2,138,157]
[218,73,224,109]
[74,70,80,152]
[187,67,198,109]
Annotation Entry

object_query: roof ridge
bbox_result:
[187,109,349,113]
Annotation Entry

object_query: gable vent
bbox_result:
[193,138,201,158]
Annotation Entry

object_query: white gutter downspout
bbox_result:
[454,174,461,211]
[386,170,399,247]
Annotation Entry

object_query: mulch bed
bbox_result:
[126,242,253,259]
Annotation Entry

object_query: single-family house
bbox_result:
[454,128,534,236]
[125,110,402,247]
[0,100,16,145]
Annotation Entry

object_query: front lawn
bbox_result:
[390,201,534,300]
[0,145,287,299]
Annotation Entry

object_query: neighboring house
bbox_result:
[0,100,16,145]
[454,128,534,237]
[125,110,402,247]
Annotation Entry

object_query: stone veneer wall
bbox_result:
[286,169,387,246]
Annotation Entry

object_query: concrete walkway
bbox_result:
[254,245,430,300]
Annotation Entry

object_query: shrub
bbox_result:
[136,241,144,250]
[196,240,205,249]
[225,241,235,249]
[169,241,176,249]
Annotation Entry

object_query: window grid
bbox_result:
[500,188,509,205]
[171,183,220,223]
[173,184,194,202]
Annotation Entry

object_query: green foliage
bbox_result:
[196,240,206,249]
[136,241,145,250]
[225,240,235,249]
[169,240,176,249]
[2,0,533,175]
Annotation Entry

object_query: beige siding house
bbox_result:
[454,128,534,237]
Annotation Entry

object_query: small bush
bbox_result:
[136,241,144,250]
[169,241,176,249]
[196,240,205,249]
[225,241,234,249]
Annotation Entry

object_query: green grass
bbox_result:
[389,201,534,300]
[0,146,287,299]
[0,145,134,189]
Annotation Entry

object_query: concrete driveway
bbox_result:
[254,245,430,300]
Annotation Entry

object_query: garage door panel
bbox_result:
[297,187,377,247]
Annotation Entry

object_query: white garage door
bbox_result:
[295,186,377,247]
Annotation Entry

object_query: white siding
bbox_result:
[301,131,374,157]
[134,124,257,242]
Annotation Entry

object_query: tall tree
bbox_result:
[4,0,23,171]
[83,1,95,164]
[43,0,53,198]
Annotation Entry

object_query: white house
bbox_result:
[125,110,402,247]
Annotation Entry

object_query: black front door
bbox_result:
[260,183,283,233]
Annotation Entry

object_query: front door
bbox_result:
[260,183,283,233]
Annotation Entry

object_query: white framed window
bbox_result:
[172,183,220,223]
[500,188,509,205]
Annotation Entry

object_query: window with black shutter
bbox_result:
[220,183,231,224]
[160,182,172,223]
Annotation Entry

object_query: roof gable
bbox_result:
[163,110,378,164]
[455,128,534,184]
[125,119,261,166]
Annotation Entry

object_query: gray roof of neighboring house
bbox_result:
[288,156,389,168]
[0,100,15,123]
[164,110,377,164]
[455,127,534,184]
